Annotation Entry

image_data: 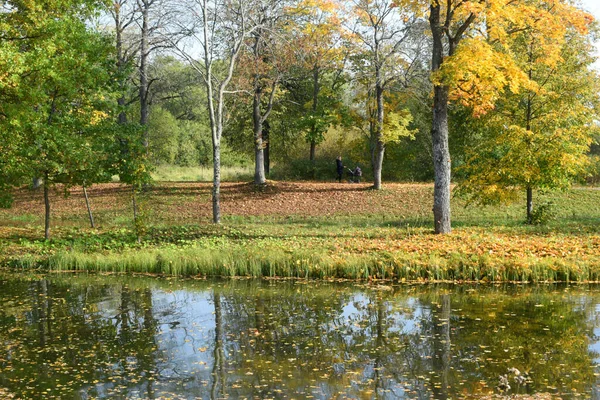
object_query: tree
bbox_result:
[108,0,138,126]
[0,0,118,239]
[349,0,422,189]
[136,0,173,150]
[293,0,347,161]
[31,29,117,240]
[417,0,593,233]
[173,0,263,223]
[240,0,297,185]
[456,26,599,223]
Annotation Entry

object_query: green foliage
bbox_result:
[271,158,340,181]
[530,201,556,225]
[0,190,14,209]
[0,0,126,193]
[112,123,152,188]
[177,120,211,166]
[144,56,221,168]
[148,106,180,165]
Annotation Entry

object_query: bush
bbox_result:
[270,159,336,181]
[530,201,556,225]
[270,158,369,181]
[584,154,600,185]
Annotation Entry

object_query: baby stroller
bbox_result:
[347,166,362,183]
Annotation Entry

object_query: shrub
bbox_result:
[530,201,556,225]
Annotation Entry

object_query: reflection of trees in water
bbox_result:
[0,278,161,399]
[214,283,435,399]
[211,291,225,399]
[215,284,600,399]
[413,285,600,397]
[1,277,600,399]
[214,281,355,398]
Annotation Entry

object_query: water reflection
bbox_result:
[0,274,599,399]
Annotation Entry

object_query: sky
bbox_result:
[580,0,600,68]
[580,0,600,16]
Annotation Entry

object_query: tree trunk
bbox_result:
[526,186,533,224]
[132,185,138,223]
[115,7,128,126]
[132,185,140,243]
[32,177,42,190]
[44,173,50,240]
[213,143,221,224]
[309,140,316,161]
[263,120,270,176]
[118,97,127,125]
[309,66,320,162]
[139,1,149,150]
[115,4,129,163]
[373,82,385,190]
[369,120,376,173]
[253,90,266,185]
[83,184,95,229]
[430,3,452,234]
[432,85,452,234]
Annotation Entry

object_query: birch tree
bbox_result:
[172,0,261,222]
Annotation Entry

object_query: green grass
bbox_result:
[150,165,254,182]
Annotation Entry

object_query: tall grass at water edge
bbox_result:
[22,245,600,282]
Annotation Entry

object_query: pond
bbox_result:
[0,273,599,399]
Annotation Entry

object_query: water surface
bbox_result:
[1,273,599,399]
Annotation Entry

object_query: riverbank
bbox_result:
[1,182,599,282]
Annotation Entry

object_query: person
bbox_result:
[353,166,362,183]
[336,156,344,183]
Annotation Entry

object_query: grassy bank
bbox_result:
[1,182,599,282]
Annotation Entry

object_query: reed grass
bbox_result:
[14,245,596,282]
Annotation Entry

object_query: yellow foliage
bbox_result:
[382,109,416,144]
[89,110,108,126]
[437,38,531,116]
[428,0,594,117]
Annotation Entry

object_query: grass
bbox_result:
[1,182,599,282]
[33,243,600,282]
[150,165,254,182]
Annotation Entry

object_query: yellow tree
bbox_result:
[399,0,594,233]
[456,26,600,223]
